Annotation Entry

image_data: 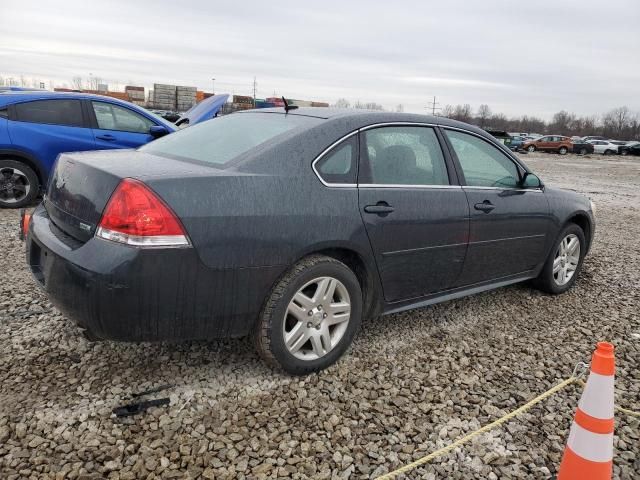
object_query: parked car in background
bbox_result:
[174,94,230,128]
[582,136,607,142]
[508,135,526,151]
[23,109,595,374]
[484,129,513,149]
[522,135,573,154]
[571,140,595,155]
[587,140,620,155]
[0,91,176,208]
[618,141,640,156]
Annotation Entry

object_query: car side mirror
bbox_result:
[521,172,543,189]
[149,125,169,138]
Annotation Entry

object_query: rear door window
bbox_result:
[359,126,449,185]
[14,99,84,127]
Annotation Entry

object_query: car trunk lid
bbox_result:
[45,149,219,243]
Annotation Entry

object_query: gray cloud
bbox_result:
[1,0,638,119]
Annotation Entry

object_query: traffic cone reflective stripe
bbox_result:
[578,371,615,420]
[558,342,615,480]
[566,423,613,462]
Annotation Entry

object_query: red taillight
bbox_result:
[96,179,189,247]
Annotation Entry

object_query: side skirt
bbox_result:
[383,271,537,316]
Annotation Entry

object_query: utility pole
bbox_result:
[211,78,215,94]
[426,95,440,116]
[252,77,257,107]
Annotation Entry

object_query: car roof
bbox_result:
[0,90,136,105]
[236,107,488,133]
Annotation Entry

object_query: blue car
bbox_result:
[509,136,526,151]
[0,91,176,207]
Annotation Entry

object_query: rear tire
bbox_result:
[604,150,614,156]
[253,255,363,375]
[579,148,587,155]
[559,146,568,155]
[532,224,586,295]
[0,160,39,209]
[527,145,536,153]
[620,150,628,156]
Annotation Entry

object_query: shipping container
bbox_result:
[311,101,329,107]
[233,95,254,105]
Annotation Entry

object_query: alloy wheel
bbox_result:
[553,234,580,286]
[0,167,31,204]
[283,276,351,360]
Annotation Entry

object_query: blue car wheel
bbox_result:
[0,160,39,208]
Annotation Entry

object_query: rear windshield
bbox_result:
[140,112,322,166]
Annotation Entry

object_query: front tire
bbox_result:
[604,150,614,156]
[0,160,39,208]
[254,255,363,375]
[527,145,536,153]
[532,224,586,294]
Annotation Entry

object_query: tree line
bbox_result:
[332,98,639,140]
[438,104,639,140]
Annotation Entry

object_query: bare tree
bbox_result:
[332,98,351,109]
[71,76,83,90]
[441,104,454,118]
[395,104,404,113]
[452,104,472,123]
[476,104,492,128]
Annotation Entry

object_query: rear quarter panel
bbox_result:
[147,173,372,271]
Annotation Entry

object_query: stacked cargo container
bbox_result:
[153,84,177,111]
[177,86,197,111]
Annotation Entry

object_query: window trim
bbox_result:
[311,130,359,187]
[313,133,359,185]
[311,122,540,191]
[311,122,457,188]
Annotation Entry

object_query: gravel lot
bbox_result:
[1,152,638,479]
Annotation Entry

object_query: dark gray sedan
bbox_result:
[24,109,595,374]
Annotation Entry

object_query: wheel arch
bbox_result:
[293,245,384,321]
[564,212,593,253]
[0,149,46,188]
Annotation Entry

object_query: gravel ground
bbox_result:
[0,152,638,479]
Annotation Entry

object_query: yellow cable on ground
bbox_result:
[376,375,640,480]
[375,376,580,480]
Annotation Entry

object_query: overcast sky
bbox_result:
[1,0,639,119]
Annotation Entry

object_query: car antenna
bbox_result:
[282,96,298,113]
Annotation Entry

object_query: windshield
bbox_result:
[140,112,322,166]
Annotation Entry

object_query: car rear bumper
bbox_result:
[26,204,283,341]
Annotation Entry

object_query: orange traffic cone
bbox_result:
[558,342,615,479]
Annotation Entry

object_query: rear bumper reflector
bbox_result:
[96,226,190,248]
